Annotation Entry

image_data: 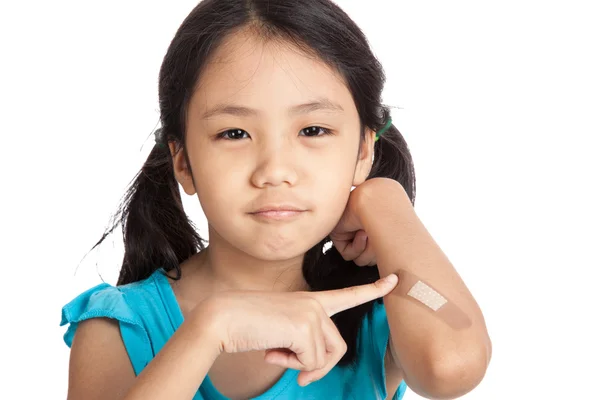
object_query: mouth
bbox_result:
[249,205,308,221]
[251,204,307,213]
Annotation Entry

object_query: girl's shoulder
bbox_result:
[60,268,176,375]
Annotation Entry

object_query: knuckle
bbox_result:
[305,355,318,370]
[332,345,347,365]
[333,333,348,355]
[318,349,327,368]
[305,296,322,311]
[355,258,368,266]
[303,298,326,321]
[315,358,325,370]
[296,319,313,336]
[373,279,386,289]
[303,309,320,326]
[340,339,348,354]
[346,286,360,305]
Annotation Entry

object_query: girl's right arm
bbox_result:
[67,275,398,400]
[67,302,221,400]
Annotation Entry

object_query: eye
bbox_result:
[216,129,249,140]
[300,126,334,137]
[216,126,334,140]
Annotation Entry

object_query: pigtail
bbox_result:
[89,131,206,285]
[370,108,416,205]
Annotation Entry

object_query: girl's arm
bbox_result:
[67,275,399,399]
[67,302,221,400]
[356,178,492,399]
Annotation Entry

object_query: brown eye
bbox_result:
[300,126,333,137]
[217,129,249,140]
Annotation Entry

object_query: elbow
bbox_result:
[414,340,492,400]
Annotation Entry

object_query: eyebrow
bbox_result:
[200,97,345,120]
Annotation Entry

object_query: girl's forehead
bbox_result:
[192,31,354,116]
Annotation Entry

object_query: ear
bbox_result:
[168,141,197,196]
[352,128,376,186]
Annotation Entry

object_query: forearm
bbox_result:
[124,304,221,400]
[358,180,491,397]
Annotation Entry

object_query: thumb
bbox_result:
[311,273,399,317]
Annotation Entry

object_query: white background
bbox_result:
[1,0,599,399]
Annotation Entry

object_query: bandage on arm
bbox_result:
[394,269,472,330]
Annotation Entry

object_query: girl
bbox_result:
[61,0,492,399]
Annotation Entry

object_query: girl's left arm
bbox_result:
[355,178,492,399]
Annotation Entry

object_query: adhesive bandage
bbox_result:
[394,269,472,330]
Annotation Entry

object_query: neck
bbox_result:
[196,227,309,293]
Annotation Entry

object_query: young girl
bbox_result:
[61,1,492,399]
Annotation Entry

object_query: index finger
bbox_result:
[310,273,399,317]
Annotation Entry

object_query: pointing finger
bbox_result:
[311,273,398,317]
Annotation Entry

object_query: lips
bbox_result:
[250,204,307,213]
[248,203,308,221]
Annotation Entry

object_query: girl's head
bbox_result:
[93,0,415,365]
[170,26,377,263]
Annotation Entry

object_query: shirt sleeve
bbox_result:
[60,283,153,375]
[357,299,408,400]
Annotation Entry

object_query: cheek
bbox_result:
[191,163,238,223]
[309,150,357,228]
[311,173,353,232]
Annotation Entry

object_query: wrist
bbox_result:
[190,296,226,359]
[355,178,412,225]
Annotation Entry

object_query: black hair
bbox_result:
[90,0,416,367]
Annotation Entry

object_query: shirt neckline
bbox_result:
[151,267,299,400]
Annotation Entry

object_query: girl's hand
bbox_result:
[197,274,398,387]
[329,181,379,266]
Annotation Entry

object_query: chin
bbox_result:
[244,237,320,261]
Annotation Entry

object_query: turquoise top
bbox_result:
[61,268,407,400]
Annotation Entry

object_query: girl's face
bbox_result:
[171,30,375,261]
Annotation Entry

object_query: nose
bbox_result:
[250,137,299,188]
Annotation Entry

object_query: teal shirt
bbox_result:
[61,269,407,400]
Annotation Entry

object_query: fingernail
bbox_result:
[383,273,397,283]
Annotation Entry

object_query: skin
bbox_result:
[169,30,375,294]
[165,28,390,398]
[67,28,489,400]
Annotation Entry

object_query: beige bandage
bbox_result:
[394,269,472,330]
